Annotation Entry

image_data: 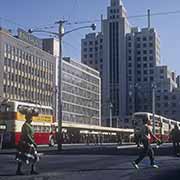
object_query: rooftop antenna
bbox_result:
[148,9,151,29]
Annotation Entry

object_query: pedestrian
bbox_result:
[132,117,161,169]
[16,108,39,175]
[170,124,180,156]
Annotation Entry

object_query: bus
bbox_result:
[132,112,180,143]
[0,100,54,148]
[51,122,133,145]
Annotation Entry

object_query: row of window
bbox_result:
[62,73,99,93]
[4,44,54,69]
[63,63,99,85]
[128,63,154,68]
[128,42,154,48]
[62,92,99,110]
[127,36,154,41]
[83,46,103,52]
[83,39,103,46]
[62,82,99,101]
[63,103,99,118]
[4,73,52,90]
[63,112,99,126]
[4,58,53,80]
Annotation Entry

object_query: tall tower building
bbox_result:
[102,0,131,125]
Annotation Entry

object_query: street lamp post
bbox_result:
[29,21,96,150]
[152,82,156,135]
[109,102,113,127]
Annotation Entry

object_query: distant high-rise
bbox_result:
[126,27,161,115]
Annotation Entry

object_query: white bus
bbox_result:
[0,100,54,147]
[132,112,180,143]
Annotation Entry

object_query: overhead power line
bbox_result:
[65,9,180,25]
[1,9,180,31]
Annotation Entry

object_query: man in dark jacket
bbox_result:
[170,124,180,156]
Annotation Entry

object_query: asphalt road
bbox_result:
[1,152,180,180]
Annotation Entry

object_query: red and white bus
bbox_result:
[0,100,54,148]
[133,112,180,143]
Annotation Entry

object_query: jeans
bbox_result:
[135,139,154,165]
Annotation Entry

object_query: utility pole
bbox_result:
[55,20,66,151]
[152,82,156,135]
[109,103,113,127]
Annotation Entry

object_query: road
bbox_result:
[1,148,180,180]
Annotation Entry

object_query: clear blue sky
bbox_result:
[0,0,180,74]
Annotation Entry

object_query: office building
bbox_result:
[0,28,56,107]
[82,0,131,127]
[62,57,101,126]
[126,27,161,115]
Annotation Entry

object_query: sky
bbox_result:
[0,0,180,74]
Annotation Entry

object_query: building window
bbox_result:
[143,56,147,61]
[128,43,132,47]
[128,63,132,67]
[144,77,147,81]
[149,50,153,54]
[149,36,153,40]
[89,41,93,45]
[149,56,153,61]
[143,64,147,68]
[164,95,168,100]
[137,57,141,62]
[150,70,154,74]
[149,43,153,47]
[143,50,147,55]
[143,43,147,48]
[172,95,176,100]
[137,70,141,75]
[143,37,147,41]
[128,36,131,41]
[150,77,154,81]
[89,48,93,52]
[89,54,93,58]
[136,44,141,48]
[137,37,141,41]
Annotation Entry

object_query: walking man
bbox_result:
[132,117,161,169]
[170,124,180,156]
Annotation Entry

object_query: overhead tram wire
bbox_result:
[64,9,180,26]
[1,9,180,32]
